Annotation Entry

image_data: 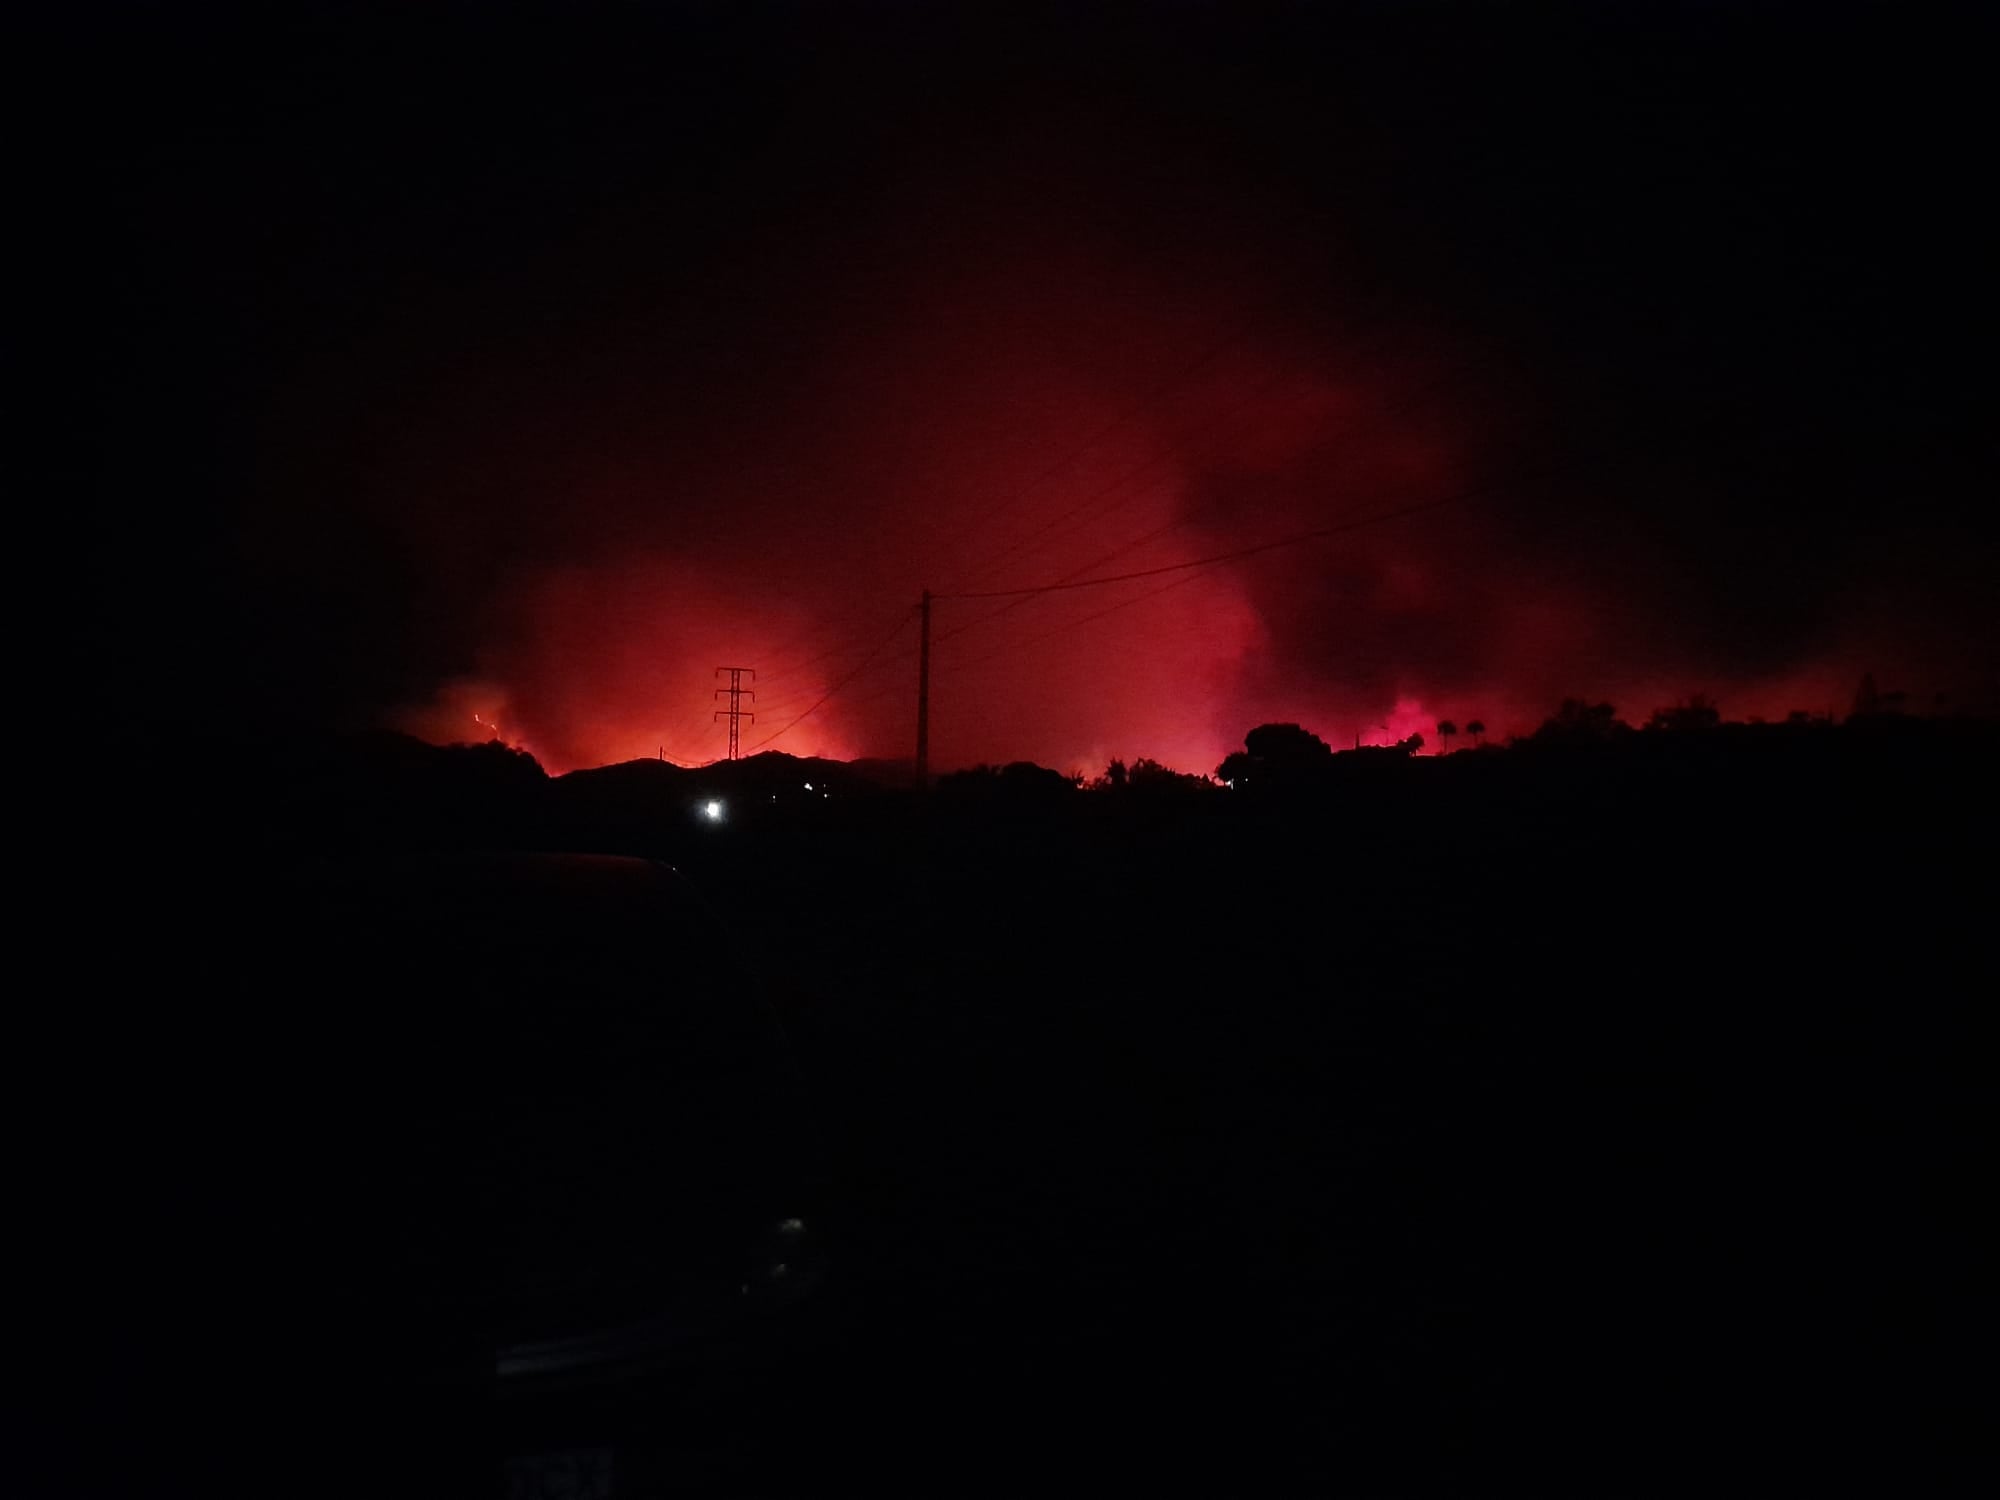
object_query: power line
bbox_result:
[853,398,1805,778]
[829,565,1221,715]
[943,216,1346,589]
[929,344,1458,647]
[937,350,1493,616]
[947,566,1218,676]
[947,334,1284,590]
[753,379,1804,765]
[836,661,926,713]
[739,609,917,753]
[759,629,933,714]
[732,225,1393,683]
[934,396,1807,650]
[935,483,1502,603]
[753,607,913,683]
[745,350,1301,682]
[654,707,725,766]
[945,361,1298,602]
[826,565,1221,710]
[941,318,1415,604]
[740,341,1272,680]
[752,605,932,715]
[1040,356,1488,592]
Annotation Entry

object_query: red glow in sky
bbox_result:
[385,262,1944,777]
[109,5,1988,765]
[315,15,1981,775]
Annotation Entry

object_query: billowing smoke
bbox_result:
[180,6,1984,773]
[381,231,1956,776]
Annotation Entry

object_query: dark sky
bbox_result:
[91,1,1990,772]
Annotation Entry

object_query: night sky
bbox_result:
[92,2,1990,774]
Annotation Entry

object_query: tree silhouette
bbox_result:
[1217,722,1333,790]
[1532,699,1630,744]
[1126,757,1214,796]
[1646,694,1721,733]
[1244,723,1333,762]
[1466,718,1486,747]
[1436,719,1457,753]
[1852,673,1880,718]
[938,761,1078,806]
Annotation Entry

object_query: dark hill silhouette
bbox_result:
[726,751,888,803]
[838,756,920,790]
[554,756,695,794]
[546,750,896,857]
[110,698,1996,1496]
[554,750,884,805]
[935,760,1078,809]
[181,707,2000,865]
[187,729,552,852]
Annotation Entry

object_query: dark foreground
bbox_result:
[62,725,1991,1494]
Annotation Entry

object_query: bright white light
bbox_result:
[703,800,724,821]
[804,782,813,791]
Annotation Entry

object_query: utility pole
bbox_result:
[713,666,756,760]
[914,590,932,790]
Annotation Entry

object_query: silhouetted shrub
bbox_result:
[1218,722,1334,790]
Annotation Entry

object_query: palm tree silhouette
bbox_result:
[1466,718,1485,747]
[1436,719,1457,754]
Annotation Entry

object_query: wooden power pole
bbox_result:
[915,590,932,790]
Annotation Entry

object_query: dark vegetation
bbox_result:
[99,702,1994,1494]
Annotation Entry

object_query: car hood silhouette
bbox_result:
[277,851,825,1392]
